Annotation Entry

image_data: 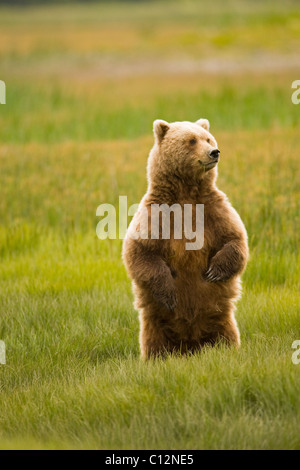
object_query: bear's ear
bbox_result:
[196,119,210,131]
[153,119,170,143]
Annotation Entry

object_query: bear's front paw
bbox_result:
[205,264,231,283]
[153,289,178,311]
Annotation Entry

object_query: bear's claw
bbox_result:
[205,266,224,282]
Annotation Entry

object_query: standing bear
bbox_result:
[122,119,249,359]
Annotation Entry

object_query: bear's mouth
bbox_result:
[198,159,219,171]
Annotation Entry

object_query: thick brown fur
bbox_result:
[122,119,249,359]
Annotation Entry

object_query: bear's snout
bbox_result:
[209,148,220,160]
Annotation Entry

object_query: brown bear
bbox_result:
[122,119,249,359]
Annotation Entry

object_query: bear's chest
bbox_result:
[166,227,214,273]
[168,201,223,271]
[162,201,224,273]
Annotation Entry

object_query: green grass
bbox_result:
[0,0,300,450]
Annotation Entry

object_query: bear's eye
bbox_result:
[207,138,211,144]
[189,138,197,145]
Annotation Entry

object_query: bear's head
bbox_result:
[148,119,220,185]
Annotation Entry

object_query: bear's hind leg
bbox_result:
[139,311,171,360]
[217,314,241,348]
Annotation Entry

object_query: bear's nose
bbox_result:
[209,148,220,159]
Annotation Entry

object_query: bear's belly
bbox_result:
[136,273,241,344]
[174,271,238,314]
[165,236,238,320]
[163,275,240,344]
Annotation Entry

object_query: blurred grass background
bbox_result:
[0,0,299,450]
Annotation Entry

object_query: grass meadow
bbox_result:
[0,0,300,450]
